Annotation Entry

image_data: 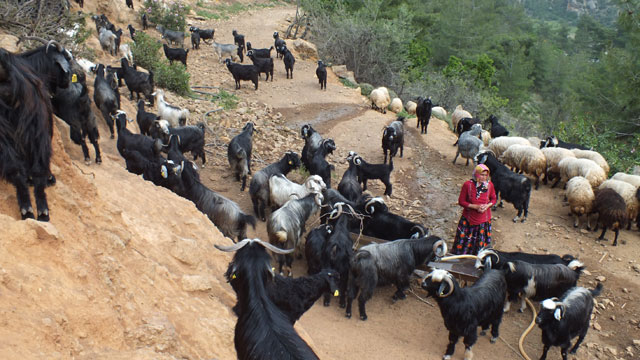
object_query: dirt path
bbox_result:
[91,2,640,359]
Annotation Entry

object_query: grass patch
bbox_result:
[213,89,239,110]
[339,78,358,88]
[195,1,280,20]
[396,109,416,119]
[195,9,220,20]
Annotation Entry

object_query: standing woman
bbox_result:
[452,164,497,255]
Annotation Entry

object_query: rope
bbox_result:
[407,287,434,307]
[440,254,479,261]
[518,298,536,360]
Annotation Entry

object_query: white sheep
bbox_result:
[565,176,595,228]
[571,149,609,176]
[369,87,390,114]
[611,172,640,189]
[450,105,472,130]
[269,174,327,210]
[488,136,531,159]
[405,101,417,115]
[527,136,542,148]
[389,97,403,113]
[541,147,576,185]
[557,157,606,188]
[480,130,491,146]
[599,179,639,229]
[431,106,447,121]
[500,144,547,189]
[154,89,189,128]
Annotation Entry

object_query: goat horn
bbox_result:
[354,156,362,165]
[215,239,253,252]
[439,274,455,297]
[254,239,295,254]
[432,239,447,258]
[329,202,343,220]
[17,35,48,46]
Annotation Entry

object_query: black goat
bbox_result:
[282,46,295,79]
[216,239,319,360]
[113,111,163,161]
[236,43,245,63]
[136,100,157,136]
[540,136,590,150]
[17,37,73,95]
[121,58,154,105]
[415,96,433,135]
[125,0,134,10]
[454,117,482,146]
[321,211,354,308]
[475,150,531,222]
[360,196,428,241]
[487,114,509,138]
[105,64,124,87]
[0,48,55,221]
[475,248,576,271]
[536,284,603,360]
[190,27,214,45]
[150,120,207,166]
[421,269,507,360]
[141,13,148,30]
[162,44,188,67]
[352,152,393,196]
[246,42,273,58]
[307,139,335,188]
[274,31,286,59]
[190,31,200,50]
[247,50,274,81]
[347,236,447,320]
[305,224,334,276]
[591,188,628,246]
[224,58,259,90]
[120,149,183,192]
[382,117,404,164]
[338,153,363,202]
[228,122,255,191]
[249,151,301,221]
[300,124,325,171]
[268,269,339,324]
[233,30,246,53]
[74,0,84,8]
[316,60,327,90]
[504,260,584,313]
[93,64,120,138]
[52,63,102,165]
[127,24,136,39]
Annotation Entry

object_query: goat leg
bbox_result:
[11,173,35,220]
[33,176,50,222]
[444,332,459,360]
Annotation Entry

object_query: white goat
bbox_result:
[153,89,189,128]
[269,174,327,210]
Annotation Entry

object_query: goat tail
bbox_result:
[242,213,257,229]
[591,282,603,297]
[275,231,288,243]
[196,122,205,132]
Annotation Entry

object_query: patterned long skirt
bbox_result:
[452,215,492,255]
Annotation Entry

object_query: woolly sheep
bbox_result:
[527,137,542,148]
[566,176,595,228]
[450,105,472,130]
[431,106,447,120]
[557,158,606,189]
[405,101,417,115]
[369,87,390,114]
[389,98,403,113]
[488,136,531,159]
[571,149,609,176]
[500,144,547,189]
[541,147,576,185]
[611,172,640,189]
[598,179,639,230]
[480,130,491,146]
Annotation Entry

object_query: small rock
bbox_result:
[582,270,592,276]
[623,288,629,293]
[596,276,606,282]
[606,347,617,356]
[593,322,602,331]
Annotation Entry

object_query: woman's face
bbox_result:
[476,172,489,181]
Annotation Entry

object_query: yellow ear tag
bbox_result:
[71,74,78,83]
[288,161,292,165]
[272,267,276,272]
[333,290,339,297]
[231,274,237,279]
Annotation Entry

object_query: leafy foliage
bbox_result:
[140,0,189,31]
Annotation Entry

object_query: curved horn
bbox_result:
[432,239,447,258]
[215,239,253,252]
[329,202,344,220]
[439,274,455,297]
[353,156,362,165]
[255,239,295,254]
[46,40,64,53]
[17,35,48,46]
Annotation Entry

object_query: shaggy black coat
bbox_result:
[0,48,55,221]
[305,224,334,276]
[487,114,509,138]
[316,60,327,90]
[247,50,274,81]
[415,97,433,134]
[228,122,255,191]
[225,58,259,90]
[591,188,628,246]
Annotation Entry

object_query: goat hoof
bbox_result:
[21,211,35,220]
[517,308,524,313]
[339,302,346,309]
[345,312,351,319]
[110,134,115,139]
[96,157,102,164]
[37,212,50,222]
[479,330,486,336]
[360,314,368,321]
[323,301,330,307]
[490,337,497,344]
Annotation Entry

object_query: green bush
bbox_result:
[130,31,190,96]
[154,62,191,96]
[141,0,189,31]
[360,83,374,96]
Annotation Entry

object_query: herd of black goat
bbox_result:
[0,7,614,360]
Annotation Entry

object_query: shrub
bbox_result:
[339,78,358,88]
[154,62,191,96]
[130,31,161,70]
[360,83,374,96]
[141,0,189,31]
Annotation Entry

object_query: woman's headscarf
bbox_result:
[472,164,490,199]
